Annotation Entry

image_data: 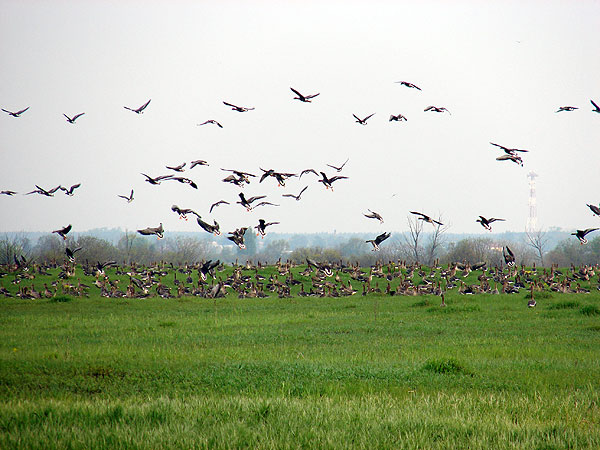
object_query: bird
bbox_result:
[395,81,421,90]
[282,186,308,201]
[496,154,523,166]
[586,204,600,217]
[527,296,536,308]
[59,183,81,196]
[199,260,220,281]
[2,107,29,117]
[196,216,221,235]
[165,176,198,189]
[366,232,391,251]
[52,224,72,240]
[364,209,384,224]
[25,185,61,197]
[227,227,248,249]
[65,246,82,262]
[0,190,18,196]
[299,168,319,178]
[259,168,296,187]
[166,162,186,172]
[255,219,279,237]
[222,175,247,187]
[141,173,172,185]
[253,201,280,209]
[353,113,375,125]
[503,246,515,266]
[326,158,349,172]
[190,160,209,169]
[571,228,598,245]
[591,99,600,113]
[117,189,134,203]
[237,193,266,211]
[490,142,529,156]
[137,223,164,239]
[221,169,256,185]
[63,112,85,123]
[197,119,223,128]
[223,101,254,112]
[410,211,443,226]
[171,205,196,220]
[124,99,151,114]
[476,216,505,231]
[389,114,407,122]
[209,200,230,213]
[318,172,348,191]
[290,87,320,102]
[555,106,578,113]
[424,106,450,114]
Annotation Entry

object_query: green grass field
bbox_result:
[1,283,599,449]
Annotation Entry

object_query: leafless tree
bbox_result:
[424,216,449,265]
[403,215,424,263]
[117,230,137,265]
[526,229,550,266]
[0,233,32,265]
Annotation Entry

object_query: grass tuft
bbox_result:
[580,305,600,316]
[422,358,471,375]
[50,295,73,303]
[548,301,580,310]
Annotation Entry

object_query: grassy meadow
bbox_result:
[1,266,600,449]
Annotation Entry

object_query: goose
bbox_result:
[26,185,61,197]
[496,154,523,166]
[476,216,505,231]
[196,216,221,235]
[503,246,515,266]
[395,81,421,90]
[124,99,151,114]
[221,169,256,185]
[117,189,134,203]
[59,183,81,196]
[209,200,230,213]
[290,87,320,102]
[166,162,186,172]
[555,106,577,113]
[389,114,407,122]
[424,106,450,114]
[2,107,29,117]
[199,260,220,280]
[353,113,375,125]
[364,209,384,224]
[299,168,319,178]
[63,112,85,123]
[237,192,266,211]
[141,173,172,185]
[65,247,82,262]
[326,158,349,172]
[52,224,72,240]
[591,99,600,113]
[571,228,598,244]
[171,205,196,220]
[410,211,443,226]
[259,168,296,186]
[253,201,280,209]
[490,142,529,156]
[587,203,600,217]
[282,186,308,201]
[0,190,17,196]
[318,172,348,191]
[255,219,279,237]
[223,101,254,112]
[166,176,198,189]
[137,223,164,239]
[227,227,248,249]
[222,175,247,187]
[190,160,209,169]
[197,119,223,128]
[366,232,391,251]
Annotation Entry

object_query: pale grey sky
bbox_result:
[1,0,599,236]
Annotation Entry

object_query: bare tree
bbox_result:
[424,216,449,265]
[403,215,424,263]
[0,233,32,265]
[526,229,550,266]
[117,230,137,265]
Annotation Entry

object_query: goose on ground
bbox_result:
[410,211,443,226]
[124,99,151,114]
[64,112,85,123]
[52,224,72,240]
[290,87,320,102]
[137,223,164,239]
[353,113,375,125]
[476,216,505,231]
[366,232,391,251]
[2,107,29,117]
[223,101,254,112]
[572,228,598,244]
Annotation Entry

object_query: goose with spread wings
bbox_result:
[318,172,348,191]
[326,158,349,172]
[255,219,279,237]
[237,192,266,211]
[52,224,72,240]
[197,119,223,128]
[424,106,450,114]
[2,107,29,117]
[503,246,516,266]
[227,227,248,249]
[64,112,85,123]
[587,203,600,217]
[223,101,254,112]
[366,232,391,251]
[282,186,308,201]
[353,113,375,125]
[196,216,221,235]
[572,228,598,245]
[395,81,421,90]
[290,87,320,102]
[364,209,384,224]
[141,173,172,185]
[476,216,505,231]
[410,211,443,226]
[26,185,61,197]
[137,223,164,239]
[124,99,151,114]
[118,189,134,203]
[210,200,230,213]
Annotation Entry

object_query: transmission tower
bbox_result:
[526,171,538,232]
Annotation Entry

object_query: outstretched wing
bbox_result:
[138,99,151,112]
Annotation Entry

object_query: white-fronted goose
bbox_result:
[364,209,384,224]
[223,101,254,112]
[572,228,598,244]
[389,114,407,122]
[117,189,134,203]
[227,227,248,249]
[318,172,348,191]
[237,192,266,211]
[290,87,320,102]
[52,224,72,240]
[255,219,279,237]
[353,113,375,125]
[410,211,443,226]
[476,216,505,231]
[166,162,186,172]
[282,186,308,201]
[137,223,164,239]
[124,99,151,114]
[64,112,85,123]
[424,106,450,114]
[60,183,81,196]
[395,81,421,90]
[2,107,29,117]
[190,160,209,169]
[366,232,391,251]
[555,106,577,113]
[326,158,349,172]
[210,200,230,213]
[197,119,223,128]
[141,173,172,185]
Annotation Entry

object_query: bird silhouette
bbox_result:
[2,107,29,117]
[290,87,320,102]
[124,99,151,114]
[63,112,85,123]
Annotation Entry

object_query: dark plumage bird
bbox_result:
[353,113,375,125]
[290,87,320,102]
[555,106,577,113]
[222,175,247,187]
[117,189,134,203]
[282,186,308,201]
[196,216,221,235]
[227,227,248,249]
[572,228,598,245]
[124,99,151,114]
[2,107,29,117]
[389,114,407,122]
[491,142,528,166]
[197,119,223,128]
[395,81,421,90]
[587,203,600,217]
[490,142,529,156]
[496,154,523,166]
[223,101,254,112]
[326,158,349,172]
[209,200,230,213]
[65,246,82,262]
[141,173,172,185]
[259,168,296,187]
[26,185,61,197]
[137,223,164,239]
[318,172,348,191]
[299,168,319,178]
[366,232,391,251]
[476,216,505,231]
[221,169,256,185]
[591,99,600,113]
[166,162,186,172]
[167,176,198,189]
[237,193,266,211]
[171,205,196,220]
[410,211,443,226]
[52,224,72,240]
[255,219,279,237]
[424,106,450,114]
[253,201,280,209]
[59,183,81,196]
[199,260,220,280]
[0,190,17,196]
[503,246,515,266]
[63,112,85,123]
[364,209,384,224]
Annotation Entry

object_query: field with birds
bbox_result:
[1,260,600,449]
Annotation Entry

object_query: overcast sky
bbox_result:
[1,0,599,237]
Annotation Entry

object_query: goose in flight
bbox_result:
[221,169,256,185]
[59,183,81,196]
[591,99,600,113]
[326,158,349,172]
[117,189,134,203]
[197,119,223,128]
[395,81,421,90]
[503,246,515,266]
[137,223,164,239]
[496,154,523,166]
[227,227,248,249]
[171,205,196,220]
[476,216,505,231]
[299,168,319,178]
[290,87,320,102]
[389,114,407,122]
[237,192,266,211]
[410,211,443,226]
[364,209,384,224]
[209,200,230,213]
[141,173,172,185]
[490,142,529,156]
[253,201,280,209]
[52,224,72,240]
[318,172,348,191]
[223,101,254,112]
[282,186,308,201]
[65,246,82,262]
[167,176,198,189]
[1,190,18,196]
[366,231,391,251]
[190,160,209,169]
[166,162,186,172]
[255,219,279,237]
[63,112,85,123]
[199,259,220,281]
[572,228,598,245]
[196,216,221,235]
[124,99,151,114]
[26,185,61,197]
[353,113,375,125]
[2,107,29,117]
[424,106,450,114]
[222,175,247,187]
[555,106,578,113]
[259,168,296,187]
[586,203,600,217]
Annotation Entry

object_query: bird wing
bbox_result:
[1,109,10,114]
[352,114,361,121]
[591,99,600,110]
[63,114,71,121]
[247,195,266,203]
[364,113,375,121]
[72,113,85,121]
[583,228,599,236]
[282,194,297,198]
[223,101,238,108]
[300,169,318,178]
[410,211,426,218]
[489,218,505,223]
[298,186,308,196]
[138,99,151,112]
[16,107,29,115]
[290,87,303,98]
[506,246,514,257]
[306,93,320,99]
[424,106,434,111]
[329,176,348,183]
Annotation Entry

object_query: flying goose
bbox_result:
[591,99,600,113]
[237,192,266,211]
[318,172,348,191]
[253,201,280,209]
[326,158,349,172]
[137,223,164,239]
[59,183,81,196]
[197,119,223,128]
[222,175,247,187]
[290,87,320,102]
[424,106,450,114]
[555,106,578,113]
[117,189,134,203]
[63,112,85,123]
[299,168,319,178]
[223,101,254,112]
[209,200,230,213]
[199,260,220,280]
[395,81,421,90]
[282,186,308,201]
[221,169,256,185]
[65,246,82,262]
[196,216,221,235]
[190,160,209,169]
[410,211,443,226]
[490,142,529,156]
[2,107,29,117]
[171,205,196,220]
[166,176,198,189]
[259,168,296,187]
[366,232,391,251]
[587,203,600,217]
[141,173,172,185]
[476,216,505,231]
[52,224,72,240]
[389,114,407,122]
[364,209,384,224]
[0,190,18,196]
[166,162,186,172]
[496,154,523,166]
[503,246,515,266]
[255,219,279,237]
[227,227,248,249]
[353,113,375,125]
[124,99,151,114]
[572,228,598,245]
[26,185,61,197]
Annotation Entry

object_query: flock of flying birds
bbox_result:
[2,85,600,262]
